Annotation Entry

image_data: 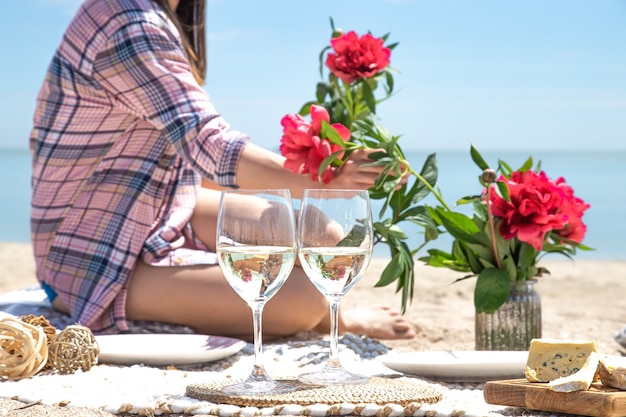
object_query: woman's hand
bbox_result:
[328,148,408,190]
[223,143,407,200]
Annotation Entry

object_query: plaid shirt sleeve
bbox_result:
[93,9,245,187]
[30,0,249,334]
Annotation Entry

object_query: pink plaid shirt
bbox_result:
[29,0,248,333]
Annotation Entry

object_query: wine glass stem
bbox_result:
[251,302,268,378]
[327,297,342,367]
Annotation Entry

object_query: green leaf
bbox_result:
[376,252,404,287]
[436,210,483,244]
[492,228,511,264]
[385,41,399,51]
[518,156,534,173]
[473,201,489,220]
[418,153,438,189]
[317,46,332,79]
[405,153,438,205]
[451,239,467,262]
[317,149,345,180]
[419,248,473,273]
[373,221,387,237]
[516,242,538,280]
[499,160,514,178]
[495,181,510,201]
[314,82,332,105]
[396,205,427,223]
[456,194,482,205]
[360,80,376,114]
[398,248,415,312]
[420,248,453,262]
[320,120,349,146]
[419,216,441,242]
[474,267,510,313]
[385,71,395,94]
[298,101,315,116]
[500,255,518,281]
[386,224,408,240]
[468,241,497,264]
[465,246,484,274]
[470,145,490,170]
[367,150,391,162]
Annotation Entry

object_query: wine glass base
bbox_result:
[297,368,369,385]
[221,379,296,396]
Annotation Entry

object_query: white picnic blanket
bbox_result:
[0,287,610,416]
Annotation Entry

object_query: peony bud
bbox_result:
[331,29,344,38]
[481,168,497,184]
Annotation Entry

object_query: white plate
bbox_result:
[95,334,247,366]
[379,350,528,382]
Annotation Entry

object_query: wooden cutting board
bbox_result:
[484,379,626,417]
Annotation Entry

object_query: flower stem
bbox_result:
[341,81,356,127]
[485,186,501,268]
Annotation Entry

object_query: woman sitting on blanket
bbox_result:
[29,0,416,341]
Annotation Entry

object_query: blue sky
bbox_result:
[1,0,625,152]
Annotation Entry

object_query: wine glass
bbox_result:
[296,189,373,385]
[216,189,297,395]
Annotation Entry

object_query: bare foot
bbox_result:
[316,304,416,340]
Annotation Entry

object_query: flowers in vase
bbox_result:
[420,145,592,314]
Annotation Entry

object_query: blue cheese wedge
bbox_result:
[548,351,599,392]
[525,338,597,382]
[598,355,626,390]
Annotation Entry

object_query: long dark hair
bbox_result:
[154,0,206,85]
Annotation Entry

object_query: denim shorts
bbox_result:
[41,281,58,303]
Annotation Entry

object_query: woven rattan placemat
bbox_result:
[186,376,443,408]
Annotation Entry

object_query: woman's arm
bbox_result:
[230,143,387,199]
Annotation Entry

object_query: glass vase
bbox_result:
[475,279,541,351]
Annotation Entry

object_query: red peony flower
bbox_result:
[488,170,591,250]
[553,177,590,243]
[489,171,569,250]
[325,31,391,84]
[279,105,350,184]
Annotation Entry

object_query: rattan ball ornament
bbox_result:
[19,314,58,343]
[0,317,49,380]
[19,314,58,370]
[48,324,100,374]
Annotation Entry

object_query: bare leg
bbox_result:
[122,186,416,340]
[125,261,327,341]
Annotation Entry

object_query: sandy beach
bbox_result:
[1,241,625,416]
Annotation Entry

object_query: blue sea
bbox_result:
[2,148,624,260]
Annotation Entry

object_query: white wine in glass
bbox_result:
[297,189,373,385]
[216,189,297,396]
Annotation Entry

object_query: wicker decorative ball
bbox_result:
[19,314,58,370]
[19,315,58,343]
[0,317,49,380]
[48,324,100,374]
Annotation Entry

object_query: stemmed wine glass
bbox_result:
[216,189,297,395]
[296,189,373,385]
